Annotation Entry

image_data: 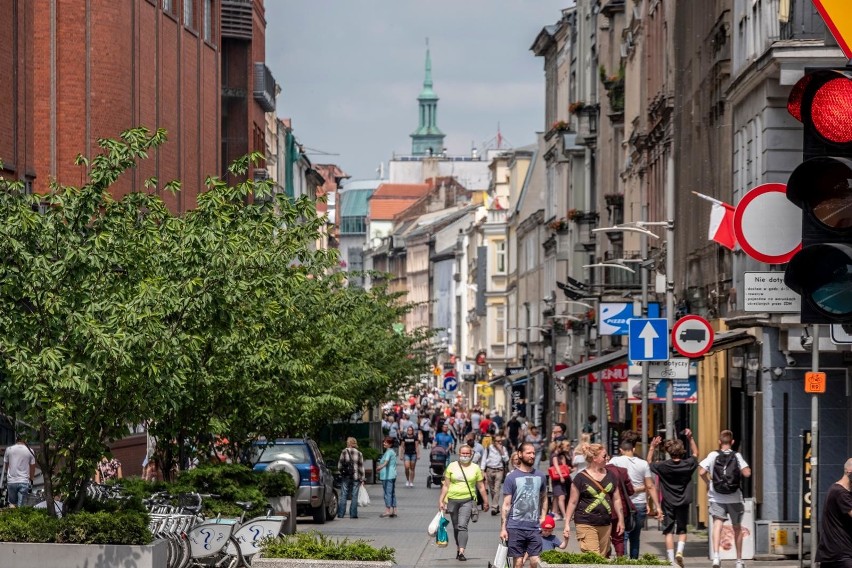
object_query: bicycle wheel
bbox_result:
[220,536,244,568]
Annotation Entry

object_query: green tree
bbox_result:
[0,127,429,514]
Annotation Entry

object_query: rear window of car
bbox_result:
[254,444,309,464]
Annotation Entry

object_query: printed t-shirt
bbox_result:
[571,470,617,526]
[502,468,548,530]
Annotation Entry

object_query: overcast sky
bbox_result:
[264,1,569,182]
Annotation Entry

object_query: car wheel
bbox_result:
[325,489,338,522]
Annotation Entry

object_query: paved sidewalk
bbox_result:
[298,453,803,568]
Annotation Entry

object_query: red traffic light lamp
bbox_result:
[784,69,852,323]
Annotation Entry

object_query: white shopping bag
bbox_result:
[490,539,510,568]
[358,484,370,507]
[427,511,443,536]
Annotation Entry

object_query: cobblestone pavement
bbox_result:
[298,451,802,568]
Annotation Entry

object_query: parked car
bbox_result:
[251,438,338,524]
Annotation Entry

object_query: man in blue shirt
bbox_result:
[500,442,548,567]
[434,423,455,465]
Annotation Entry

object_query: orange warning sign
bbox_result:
[804,371,826,393]
[813,1,852,59]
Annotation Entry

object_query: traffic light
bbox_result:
[784,68,852,323]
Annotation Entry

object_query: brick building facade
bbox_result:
[0,0,222,213]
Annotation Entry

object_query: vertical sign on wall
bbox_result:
[801,430,812,532]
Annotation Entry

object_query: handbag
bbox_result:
[617,474,638,533]
[427,510,443,536]
[435,514,449,547]
[548,464,570,481]
[489,539,510,568]
[357,484,371,507]
[457,462,479,522]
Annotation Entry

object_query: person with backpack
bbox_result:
[698,430,752,568]
[336,437,365,519]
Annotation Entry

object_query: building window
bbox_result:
[203,0,213,42]
[163,0,174,14]
[495,306,505,344]
[495,240,506,274]
[183,0,195,29]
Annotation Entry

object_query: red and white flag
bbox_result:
[693,191,737,250]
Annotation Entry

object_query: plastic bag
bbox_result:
[490,539,509,568]
[435,515,449,548]
[358,484,370,507]
[427,510,443,536]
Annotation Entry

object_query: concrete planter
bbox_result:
[267,495,297,535]
[0,539,167,568]
[253,559,392,568]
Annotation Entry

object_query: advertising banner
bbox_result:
[626,376,697,404]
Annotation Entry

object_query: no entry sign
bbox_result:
[734,183,802,264]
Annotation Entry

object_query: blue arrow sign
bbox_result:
[628,318,669,361]
[443,376,458,392]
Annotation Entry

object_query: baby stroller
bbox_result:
[427,445,449,488]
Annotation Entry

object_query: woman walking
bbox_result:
[549,440,572,520]
[400,426,421,487]
[376,437,398,518]
[646,430,699,567]
[480,434,509,515]
[562,443,624,557]
[438,443,489,561]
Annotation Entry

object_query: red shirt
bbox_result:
[479,418,492,434]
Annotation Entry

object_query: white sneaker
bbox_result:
[712,559,721,568]
[735,561,745,568]
[674,552,684,568]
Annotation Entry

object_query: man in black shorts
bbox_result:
[500,442,548,567]
[647,431,699,567]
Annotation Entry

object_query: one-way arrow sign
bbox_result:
[628,318,669,362]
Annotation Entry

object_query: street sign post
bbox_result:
[628,318,669,362]
[443,373,458,392]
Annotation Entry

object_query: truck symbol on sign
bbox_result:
[679,328,706,342]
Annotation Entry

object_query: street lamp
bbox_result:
[591,216,676,448]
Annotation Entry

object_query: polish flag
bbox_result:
[693,191,737,250]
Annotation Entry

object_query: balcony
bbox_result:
[221,0,253,40]
[253,63,276,112]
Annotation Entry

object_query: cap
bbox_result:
[541,515,556,530]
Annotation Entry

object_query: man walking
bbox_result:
[500,442,548,568]
[3,433,35,508]
[336,437,365,519]
[698,430,752,568]
[609,439,659,559]
[481,434,509,515]
[814,458,852,568]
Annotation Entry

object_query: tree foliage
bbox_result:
[0,127,429,515]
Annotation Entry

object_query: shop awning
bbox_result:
[552,329,757,381]
[553,350,628,381]
[489,366,546,386]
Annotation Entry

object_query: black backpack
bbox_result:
[340,449,355,478]
[712,451,742,494]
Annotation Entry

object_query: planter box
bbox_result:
[0,539,167,568]
[253,559,392,568]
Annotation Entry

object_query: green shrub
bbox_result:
[0,508,151,545]
[321,440,380,464]
[257,470,296,497]
[540,551,670,565]
[261,531,395,562]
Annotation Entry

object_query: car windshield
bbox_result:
[254,444,309,464]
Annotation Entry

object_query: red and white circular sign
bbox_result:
[734,183,802,264]
[671,315,714,358]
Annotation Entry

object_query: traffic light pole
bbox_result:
[810,325,820,563]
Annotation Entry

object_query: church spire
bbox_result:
[411,39,445,156]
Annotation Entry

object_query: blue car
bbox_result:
[252,438,338,524]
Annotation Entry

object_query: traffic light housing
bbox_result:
[784,68,852,323]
